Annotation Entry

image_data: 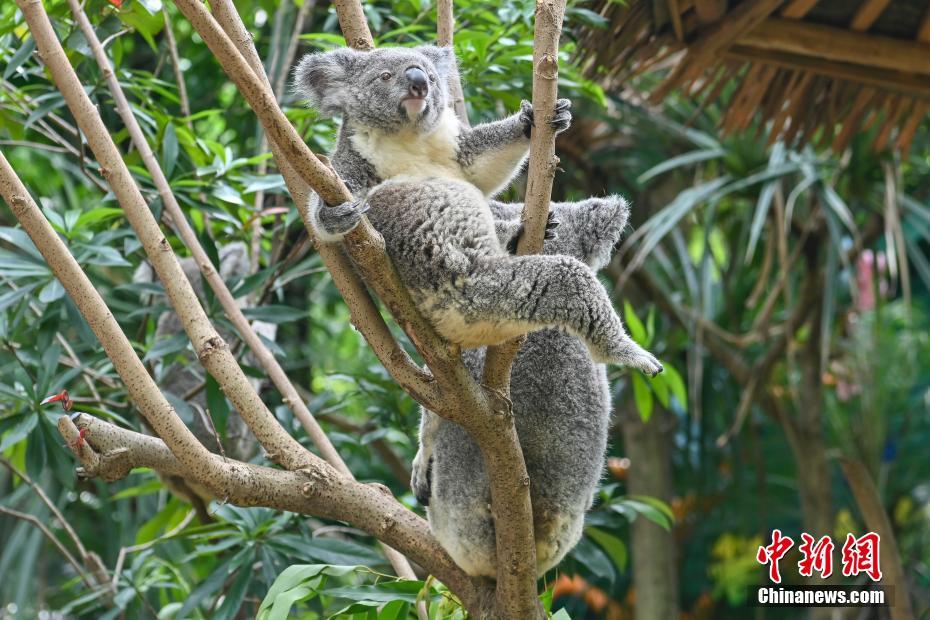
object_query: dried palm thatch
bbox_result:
[577,0,930,152]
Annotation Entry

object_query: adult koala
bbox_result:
[293,44,657,576]
[412,196,631,577]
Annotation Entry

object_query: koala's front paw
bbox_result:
[410,452,433,507]
[626,343,664,377]
[592,339,663,376]
[506,211,560,254]
[519,100,535,139]
[317,199,369,239]
[551,98,572,134]
[518,99,573,138]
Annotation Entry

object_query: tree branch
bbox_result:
[66,0,349,477]
[17,0,317,473]
[436,0,469,126]
[0,153,480,609]
[180,0,442,412]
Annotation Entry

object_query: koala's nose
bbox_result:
[405,67,428,98]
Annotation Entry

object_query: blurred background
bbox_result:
[0,0,928,618]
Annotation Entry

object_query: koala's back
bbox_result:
[428,329,610,577]
[365,177,501,288]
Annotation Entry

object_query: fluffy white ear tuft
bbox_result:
[414,45,458,81]
[292,48,361,115]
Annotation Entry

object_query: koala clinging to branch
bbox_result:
[294,45,661,370]
[293,44,661,576]
[413,195,630,577]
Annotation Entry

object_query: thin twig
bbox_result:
[162,7,193,132]
[0,506,95,589]
[110,509,196,590]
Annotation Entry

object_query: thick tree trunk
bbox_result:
[793,262,838,620]
[620,406,680,620]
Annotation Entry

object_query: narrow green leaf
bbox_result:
[631,373,653,422]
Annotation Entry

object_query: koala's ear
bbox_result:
[292,48,360,115]
[414,45,458,79]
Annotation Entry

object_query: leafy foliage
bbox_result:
[1,0,929,618]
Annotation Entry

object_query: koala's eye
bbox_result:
[379,71,393,81]
[428,73,437,83]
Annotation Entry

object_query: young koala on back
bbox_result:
[294,45,661,371]
[413,195,631,577]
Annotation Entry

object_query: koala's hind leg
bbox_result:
[463,254,663,375]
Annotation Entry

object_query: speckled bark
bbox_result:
[17,0,312,473]
[0,153,481,609]
[66,0,347,476]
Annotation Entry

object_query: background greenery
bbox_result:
[1,0,928,618]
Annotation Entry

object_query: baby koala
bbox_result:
[294,45,661,371]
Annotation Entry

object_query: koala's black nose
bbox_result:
[405,67,428,98]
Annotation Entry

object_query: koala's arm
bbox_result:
[457,99,571,197]
[493,195,631,270]
[305,138,380,243]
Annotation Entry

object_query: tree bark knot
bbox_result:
[197,336,229,361]
[9,194,28,214]
[535,54,558,81]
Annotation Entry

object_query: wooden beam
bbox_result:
[651,0,784,102]
[694,0,727,24]
[667,0,685,41]
[726,46,930,101]
[780,0,820,19]
[738,17,930,77]
[850,0,891,31]
[918,6,930,43]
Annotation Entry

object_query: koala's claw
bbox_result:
[319,199,368,236]
[506,212,560,254]
[550,98,572,134]
[519,98,573,138]
[411,453,433,506]
[630,348,664,377]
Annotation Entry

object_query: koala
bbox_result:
[293,45,660,574]
[411,195,629,577]
[294,45,660,369]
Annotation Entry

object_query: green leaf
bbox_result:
[242,305,307,324]
[214,555,254,620]
[4,38,36,80]
[259,565,361,619]
[585,526,628,573]
[663,363,687,409]
[37,279,65,304]
[569,537,615,584]
[178,548,252,619]
[205,375,229,438]
[638,148,725,185]
[163,122,179,177]
[142,333,190,362]
[631,373,653,422]
[623,301,647,345]
[649,371,670,409]
[0,412,38,451]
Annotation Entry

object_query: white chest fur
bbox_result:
[349,108,466,183]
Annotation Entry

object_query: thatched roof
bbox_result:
[579,0,930,152]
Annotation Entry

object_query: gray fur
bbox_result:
[294,46,661,577]
[413,196,629,577]
[293,46,657,368]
